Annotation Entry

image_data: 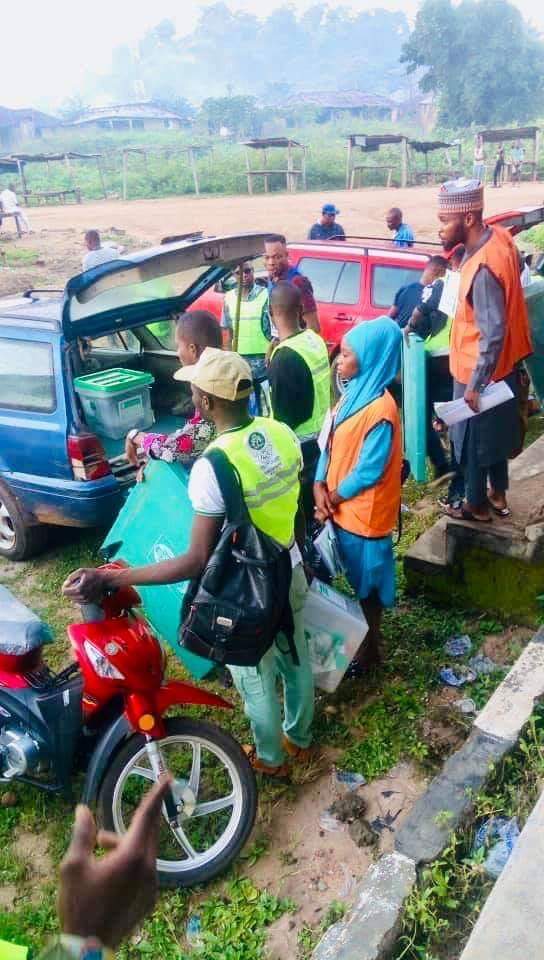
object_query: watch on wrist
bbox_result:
[127,428,140,443]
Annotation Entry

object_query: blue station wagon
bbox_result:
[0,233,268,559]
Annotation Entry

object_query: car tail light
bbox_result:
[68,433,111,481]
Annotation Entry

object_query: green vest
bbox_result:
[147,319,172,341]
[207,417,301,547]
[225,287,270,356]
[272,330,331,439]
[425,316,452,356]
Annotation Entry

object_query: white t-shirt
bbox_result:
[188,454,303,567]
[0,189,19,213]
[82,245,121,270]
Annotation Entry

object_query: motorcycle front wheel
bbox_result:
[97,717,257,888]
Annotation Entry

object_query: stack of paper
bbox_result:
[434,381,514,427]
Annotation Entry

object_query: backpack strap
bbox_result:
[204,447,249,526]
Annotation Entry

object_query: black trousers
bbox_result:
[461,423,509,508]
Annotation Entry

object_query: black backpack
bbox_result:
[179,447,297,667]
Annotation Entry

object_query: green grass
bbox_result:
[4,116,543,203]
[0,246,39,267]
[0,459,535,957]
[392,706,544,959]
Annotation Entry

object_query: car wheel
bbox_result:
[0,482,48,561]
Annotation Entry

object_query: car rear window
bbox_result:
[371,265,423,308]
[298,258,361,304]
[0,339,56,413]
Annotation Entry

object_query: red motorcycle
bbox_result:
[0,568,257,887]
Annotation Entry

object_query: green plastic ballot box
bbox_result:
[402,333,427,483]
[102,458,213,679]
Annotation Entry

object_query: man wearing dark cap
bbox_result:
[308,204,346,241]
[437,178,532,522]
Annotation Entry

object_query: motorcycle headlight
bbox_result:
[84,640,125,681]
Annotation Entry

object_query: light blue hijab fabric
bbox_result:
[335,316,402,427]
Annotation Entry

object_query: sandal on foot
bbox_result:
[489,502,511,518]
[243,745,290,780]
[444,504,492,523]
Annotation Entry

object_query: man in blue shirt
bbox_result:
[386,207,415,247]
[388,280,422,328]
[308,203,346,241]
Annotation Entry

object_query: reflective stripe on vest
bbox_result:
[272,329,331,439]
[206,417,301,547]
[225,287,270,357]
[450,226,533,385]
[326,391,402,538]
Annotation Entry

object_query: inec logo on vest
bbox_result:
[248,431,266,451]
[246,430,281,478]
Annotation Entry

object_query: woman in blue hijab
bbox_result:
[314,317,402,678]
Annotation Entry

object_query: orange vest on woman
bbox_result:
[450,225,532,386]
[327,390,401,538]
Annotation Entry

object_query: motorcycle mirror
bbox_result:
[102,541,123,562]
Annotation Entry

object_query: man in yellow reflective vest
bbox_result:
[268,282,331,521]
[64,348,314,780]
[221,262,271,414]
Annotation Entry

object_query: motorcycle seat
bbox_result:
[0,585,53,655]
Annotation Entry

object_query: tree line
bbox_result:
[64,0,544,130]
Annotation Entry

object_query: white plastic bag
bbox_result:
[304,579,367,692]
[313,521,345,578]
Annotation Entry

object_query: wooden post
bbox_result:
[16,158,28,198]
[346,137,353,189]
[46,160,51,186]
[263,148,269,194]
[287,141,292,192]
[231,266,243,353]
[96,156,107,199]
[245,147,252,195]
[122,150,128,201]
[400,137,408,188]
[188,148,200,197]
[301,147,307,190]
[533,130,540,182]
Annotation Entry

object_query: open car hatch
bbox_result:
[62,233,270,340]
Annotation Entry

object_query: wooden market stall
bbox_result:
[345,133,410,189]
[120,145,211,199]
[5,151,107,203]
[479,127,540,182]
[242,138,307,194]
[409,139,462,185]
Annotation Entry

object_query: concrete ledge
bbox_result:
[313,852,416,960]
[395,730,511,864]
[460,788,544,960]
[475,640,544,740]
[313,625,544,959]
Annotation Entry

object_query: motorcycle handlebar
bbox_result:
[79,602,106,622]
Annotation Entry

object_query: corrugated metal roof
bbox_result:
[71,101,186,124]
[0,106,59,128]
[284,90,396,110]
[242,138,304,149]
[480,126,539,142]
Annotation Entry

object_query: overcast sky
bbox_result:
[2,0,543,110]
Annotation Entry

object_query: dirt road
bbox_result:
[1,181,541,297]
[14,181,544,242]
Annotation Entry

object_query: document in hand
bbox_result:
[434,380,514,427]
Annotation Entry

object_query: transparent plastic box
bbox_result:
[74,368,155,440]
